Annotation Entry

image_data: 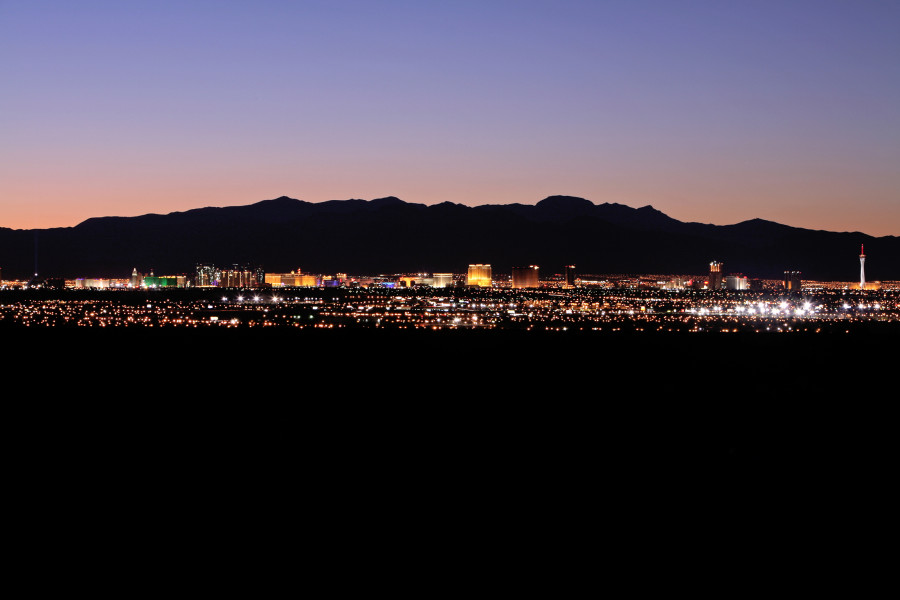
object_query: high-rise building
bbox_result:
[511,265,540,289]
[467,264,492,287]
[563,265,576,288]
[196,263,217,287]
[266,271,307,287]
[205,264,265,288]
[664,277,689,290]
[860,245,866,290]
[783,271,802,293]
[130,268,141,288]
[432,273,453,288]
[709,261,724,290]
[725,275,749,290]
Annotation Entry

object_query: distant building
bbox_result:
[663,277,689,290]
[265,272,287,286]
[467,264,492,287]
[219,265,265,288]
[783,271,802,293]
[860,245,866,290]
[725,275,749,290]
[563,265,576,288]
[196,264,217,287]
[130,268,141,288]
[709,261,724,289]
[511,265,540,289]
[143,275,185,288]
[432,273,453,288]
[194,263,263,287]
[265,271,315,287]
[75,278,111,289]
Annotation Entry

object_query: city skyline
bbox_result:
[8,251,894,291]
[2,1,899,235]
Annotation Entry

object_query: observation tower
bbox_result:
[859,245,866,290]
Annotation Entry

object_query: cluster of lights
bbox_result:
[1,287,897,332]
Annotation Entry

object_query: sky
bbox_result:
[1,0,899,235]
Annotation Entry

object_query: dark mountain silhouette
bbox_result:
[1,195,896,280]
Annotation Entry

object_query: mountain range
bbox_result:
[1,195,896,281]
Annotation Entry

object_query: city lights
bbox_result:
[1,285,896,334]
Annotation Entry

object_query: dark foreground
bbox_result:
[8,326,892,467]
[5,326,894,571]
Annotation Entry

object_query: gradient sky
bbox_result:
[2,0,899,234]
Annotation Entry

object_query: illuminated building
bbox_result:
[265,273,286,286]
[860,245,866,290]
[725,275,749,290]
[163,275,187,288]
[196,264,217,287]
[511,265,540,289]
[709,261,723,289]
[467,264,492,287]
[783,271,802,294]
[195,264,265,288]
[664,277,689,290]
[218,265,265,288]
[142,276,184,288]
[564,265,576,288]
[130,268,141,288]
[75,278,111,289]
[433,273,453,288]
[219,269,240,288]
[266,270,314,287]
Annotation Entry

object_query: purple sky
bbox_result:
[2,0,898,234]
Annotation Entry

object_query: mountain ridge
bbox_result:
[0,195,896,281]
